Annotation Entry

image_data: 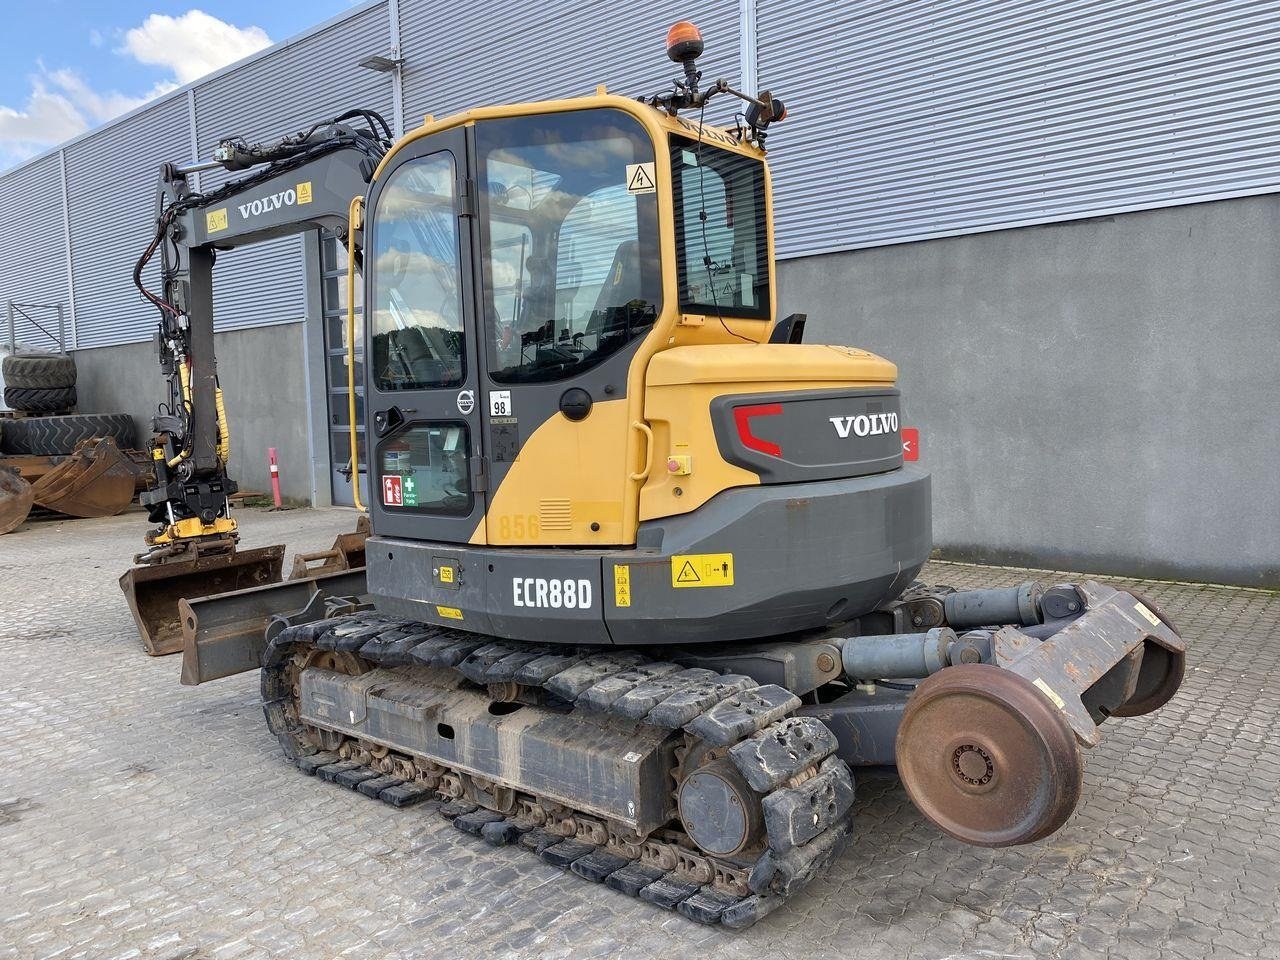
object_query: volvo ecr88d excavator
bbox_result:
[140,24,1186,928]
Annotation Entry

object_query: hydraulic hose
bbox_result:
[215,384,231,464]
[346,195,366,513]
[166,362,193,468]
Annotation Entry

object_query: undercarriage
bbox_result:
[242,577,1185,928]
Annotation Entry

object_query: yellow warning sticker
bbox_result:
[1133,601,1161,627]
[1032,677,1066,709]
[436,605,463,620]
[671,553,734,589]
[206,208,228,233]
[297,180,313,204]
[614,564,631,607]
[438,565,455,584]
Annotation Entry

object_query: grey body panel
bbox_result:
[299,666,675,832]
[710,388,903,482]
[366,538,613,644]
[367,464,932,647]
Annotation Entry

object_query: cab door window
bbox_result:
[476,109,662,384]
[370,153,464,391]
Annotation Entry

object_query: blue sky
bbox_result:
[0,2,355,169]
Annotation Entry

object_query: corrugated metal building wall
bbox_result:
[759,0,1280,257]
[398,0,741,123]
[0,154,70,347]
[1,0,1279,343]
[66,97,189,349]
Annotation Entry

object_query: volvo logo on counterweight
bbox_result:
[829,412,899,438]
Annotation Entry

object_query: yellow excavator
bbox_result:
[129,23,1185,928]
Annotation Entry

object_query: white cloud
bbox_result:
[0,10,270,170]
[120,10,271,86]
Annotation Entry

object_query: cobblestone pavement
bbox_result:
[1,507,1277,960]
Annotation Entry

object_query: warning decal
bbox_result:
[626,162,656,195]
[614,564,631,607]
[671,553,734,589]
[206,208,228,233]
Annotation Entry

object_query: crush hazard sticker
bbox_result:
[671,553,734,589]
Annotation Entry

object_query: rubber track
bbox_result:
[264,613,858,929]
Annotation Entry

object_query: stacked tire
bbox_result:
[1,353,137,456]
[3,353,77,414]
[0,413,136,456]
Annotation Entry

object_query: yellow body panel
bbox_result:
[477,397,633,546]
[640,344,899,521]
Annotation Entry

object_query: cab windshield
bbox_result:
[477,109,662,384]
[670,135,769,319]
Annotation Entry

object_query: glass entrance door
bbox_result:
[319,235,367,507]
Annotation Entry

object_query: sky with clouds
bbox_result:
[0,2,355,171]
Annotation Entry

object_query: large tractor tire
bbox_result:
[0,413,136,456]
[1,353,76,389]
[4,385,77,414]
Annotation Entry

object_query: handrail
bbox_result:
[346,195,366,513]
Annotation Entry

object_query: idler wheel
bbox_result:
[896,664,1082,847]
[677,758,764,858]
[1111,592,1185,718]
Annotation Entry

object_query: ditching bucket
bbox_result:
[0,469,33,534]
[120,544,286,656]
[31,437,137,518]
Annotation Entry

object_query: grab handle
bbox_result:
[629,421,654,482]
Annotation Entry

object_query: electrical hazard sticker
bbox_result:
[626,162,656,195]
[671,553,734,589]
[613,564,631,607]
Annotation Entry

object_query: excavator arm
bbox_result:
[132,110,388,557]
[120,110,389,655]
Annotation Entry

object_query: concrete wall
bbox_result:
[778,194,1280,588]
[74,323,316,504]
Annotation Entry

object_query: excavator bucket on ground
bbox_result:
[120,543,286,656]
[120,519,370,657]
[30,437,137,519]
[0,469,33,534]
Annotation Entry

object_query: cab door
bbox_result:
[365,130,485,543]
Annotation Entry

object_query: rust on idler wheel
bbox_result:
[895,663,1082,847]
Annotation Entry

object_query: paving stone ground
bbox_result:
[1,506,1277,960]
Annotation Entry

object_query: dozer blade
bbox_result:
[180,566,368,685]
[0,469,34,535]
[30,437,137,518]
[120,544,286,656]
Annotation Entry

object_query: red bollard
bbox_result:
[268,447,282,510]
